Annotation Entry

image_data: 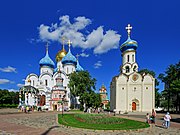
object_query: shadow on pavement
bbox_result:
[171,118,180,123]
[41,125,60,135]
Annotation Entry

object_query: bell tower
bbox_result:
[120,24,138,75]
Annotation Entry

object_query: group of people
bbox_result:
[146,109,171,128]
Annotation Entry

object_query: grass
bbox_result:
[58,113,149,130]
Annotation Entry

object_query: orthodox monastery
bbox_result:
[110,24,155,113]
[19,40,83,111]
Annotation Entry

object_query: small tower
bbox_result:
[39,43,55,75]
[99,84,109,109]
[120,24,138,75]
[61,40,77,74]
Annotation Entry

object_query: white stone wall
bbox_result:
[111,72,155,113]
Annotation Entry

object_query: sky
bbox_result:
[0,0,180,97]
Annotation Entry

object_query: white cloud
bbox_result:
[0,66,17,73]
[0,79,14,84]
[8,89,19,92]
[17,83,24,87]
[94,61,102,69]
[80,52,89,57]
[38,15,121,54]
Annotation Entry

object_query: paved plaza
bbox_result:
[0,109,179,135]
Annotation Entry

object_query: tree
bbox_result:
[158,60,180,112]
[138,69,161,107]
[68,71,101,110]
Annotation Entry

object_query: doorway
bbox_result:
[132,102,136,111]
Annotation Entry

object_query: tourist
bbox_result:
[164,112,171,128]
[98,107,100,114]
[146,113,150,123]
[151,109,156,124]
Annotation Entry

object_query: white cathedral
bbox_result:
[110,24,155,113]
[20,40,83,111]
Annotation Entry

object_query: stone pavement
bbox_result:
[0,109,179,135]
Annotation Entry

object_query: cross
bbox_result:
[61,37,66,49]
[76,54,80,60]
[67,39,72,49]
[45,42,49,53]
[126,24,132,36]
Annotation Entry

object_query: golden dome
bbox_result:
[56,48,67,62]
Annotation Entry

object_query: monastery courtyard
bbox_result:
[0,109,179,135]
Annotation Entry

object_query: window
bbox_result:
[45,79,48,86]
[133,65,137,71]
[67,67,69,74]
[125,66,130,73]
[33,80,35,86]
[132,55,134,62]
[127,55,129,62]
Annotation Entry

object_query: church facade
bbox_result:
[21,40,83,111]
[110,24,155,113]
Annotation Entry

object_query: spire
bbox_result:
[125,24,132,37]
[45,42,49,56]
[76,54,80,61]
[62,37,66,50]
[67,39,72,52]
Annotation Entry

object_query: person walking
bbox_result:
[164,112,171,128]
[146,113,150,123]
[151,109,156,124]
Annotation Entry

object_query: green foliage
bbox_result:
[68,71,101,109]
[158,60,180,112]
[0,89,19,107]
[58,113,149,130]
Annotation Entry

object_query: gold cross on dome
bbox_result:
[126,24,132,36]
[61,37,66,50]
[67,39,72,48]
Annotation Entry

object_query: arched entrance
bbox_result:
[39,95,46,106]
[132,102,136,110]
[132,98,139,111]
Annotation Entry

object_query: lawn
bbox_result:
[58,113,149,130]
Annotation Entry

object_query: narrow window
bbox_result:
[132,55,134,62]
[127,55,129,62]
[67,67,69,74]
[45,79,48,86]
[33,80,35,86]
[125,66,130,73]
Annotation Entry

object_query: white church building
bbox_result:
[19,40,83,111]
[110,24,155,113]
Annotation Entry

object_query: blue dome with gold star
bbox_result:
[120,36,138,52]
[61,49,77,65]
[39,46,55,68]
[76,60,84,72]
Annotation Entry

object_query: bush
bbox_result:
[0,104,18,108]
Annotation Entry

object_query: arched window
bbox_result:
[45,79,48,86]
[33,80,35,86]
[127,55,130,62]
[132,54,134,62]
[67,67,69,74]
[133,65,137,71]
[125,66,130,73]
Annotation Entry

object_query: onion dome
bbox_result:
[61,40,77,65]
[120,24,138,53]
[39,44,55,68]
[76,60,84,72]
[56,47,67,62]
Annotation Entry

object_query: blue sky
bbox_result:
[0,0,180,96]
